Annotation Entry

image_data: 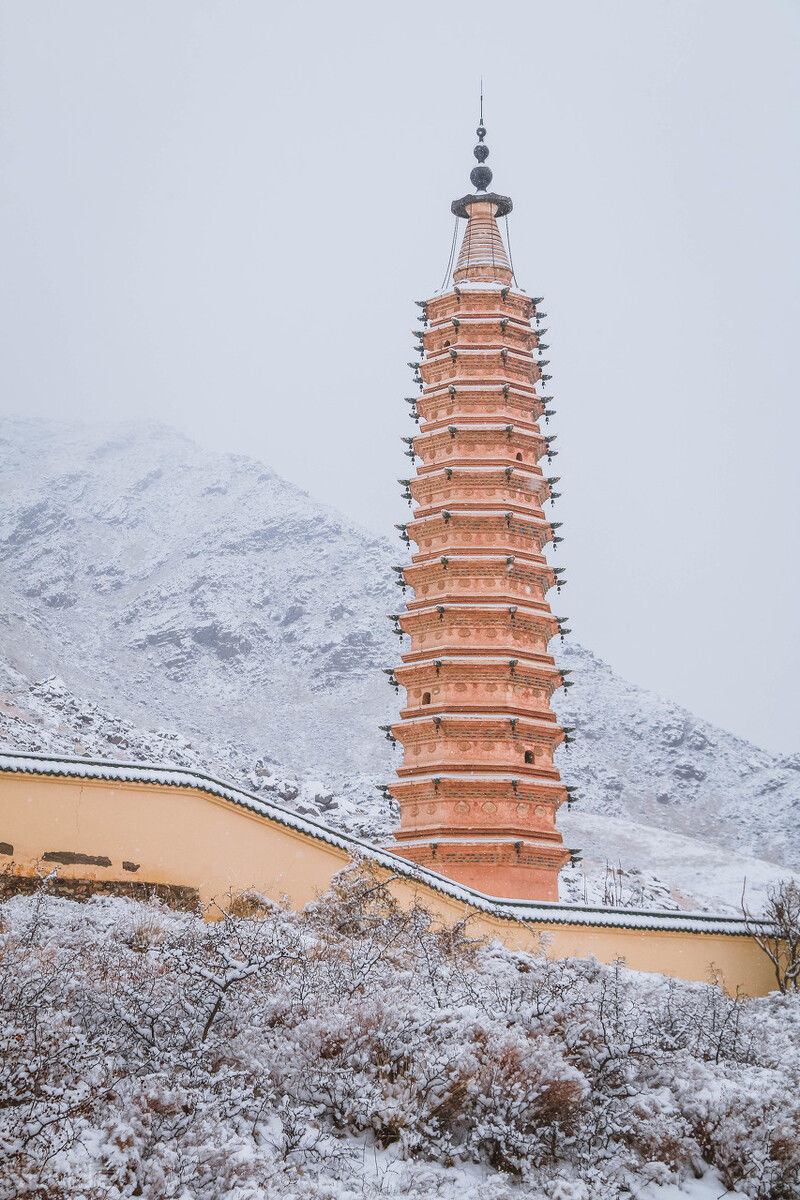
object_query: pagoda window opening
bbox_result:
[516,453,523,461]
[524,749,535,764]
[422,692,432,705]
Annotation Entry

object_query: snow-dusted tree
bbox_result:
[742,877,800,994]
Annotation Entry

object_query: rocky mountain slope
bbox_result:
[1,417,797,908]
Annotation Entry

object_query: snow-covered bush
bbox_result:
[1,866,798,1199]
[743,878,800,993]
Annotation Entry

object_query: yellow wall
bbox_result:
[0,769,776,997]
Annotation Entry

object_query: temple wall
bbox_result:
[0,768,776,997]
[0,772,348,911]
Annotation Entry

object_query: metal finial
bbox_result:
[471,81,491,188]
[476,80,486,143]
[451,85,512,219]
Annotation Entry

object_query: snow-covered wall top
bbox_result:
[0,748,758,936]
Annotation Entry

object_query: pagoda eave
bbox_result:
[391,711,563,734]
[419,380,539,400]
[393,654,565,678]
[393,827,565,848]
[400,702,557,721]
[401,646,558,666]
[396,763,563,781]
[451,191,513,218]
[387,771,568,791]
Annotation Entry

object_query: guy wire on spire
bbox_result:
[440,215,460,291]
[504,214,518,286]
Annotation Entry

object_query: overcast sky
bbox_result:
[1,0,798,754]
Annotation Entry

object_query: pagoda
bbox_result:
[384,118,574,902]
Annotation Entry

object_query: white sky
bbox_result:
[1,0,798,754]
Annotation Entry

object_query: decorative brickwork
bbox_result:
[386,151,572,902]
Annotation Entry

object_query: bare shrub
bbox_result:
[225,888,280,920]
[0,868,798,1199]
[743,878,800,994]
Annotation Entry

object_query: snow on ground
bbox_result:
[559,811,800,914]
[639,1170,747,1200]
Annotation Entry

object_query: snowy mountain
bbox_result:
[1,417,797,909]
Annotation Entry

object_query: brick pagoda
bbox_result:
[385,121,573,901]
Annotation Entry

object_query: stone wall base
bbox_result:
[0,873,200,910]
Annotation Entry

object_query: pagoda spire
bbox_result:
[451,119,513,285]
[383,115,575,903]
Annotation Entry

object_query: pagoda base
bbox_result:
[388,836,570,902]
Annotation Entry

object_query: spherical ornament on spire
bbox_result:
[451,111,513,217]
[471,121,491,189]
[470,164,493,191]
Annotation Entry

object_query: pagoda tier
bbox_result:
[403,510,558,558]
[395,656,565,718]
[401,555,560,608]
[395,603,559,660]
[393,783,564,844]
[421,348,543,390]
[409,464,551,516]
[385,133,572,901]
[393,712,562,777]
[416,385,551,429]
[425,313,539,354]
[426,288,537,324]
[411,425,555,469]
